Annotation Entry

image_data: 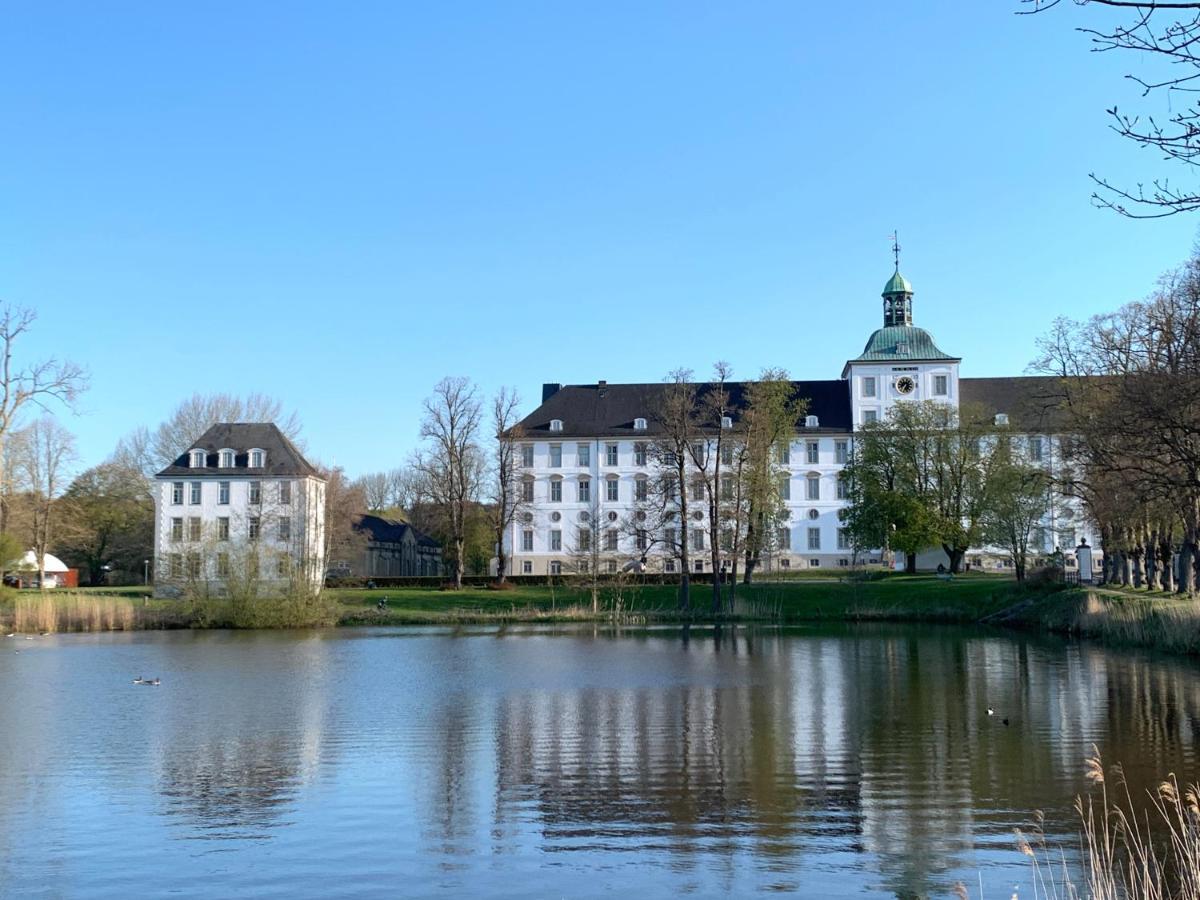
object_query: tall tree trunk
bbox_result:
[454,537,465,589]
[1161,530,1176,594]
[1132,546,1144,589]
[905,552,917,575]
[943,545,965,574]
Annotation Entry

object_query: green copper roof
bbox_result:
[852,325,958,362]
[883,269,912,295]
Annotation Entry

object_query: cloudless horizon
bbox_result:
[4,1,1198,479]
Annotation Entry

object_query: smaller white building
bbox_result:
[152,423,326,598]
[16,551,71,588]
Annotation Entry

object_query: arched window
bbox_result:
[188,449,206,468]
[218,448,235,468]
[249,448,266,468]
[549,419,564,432]
[779,476,791,501]
[805,415,819,428]
[633,417,647,430]
[520,475,534,503]
[634,474,649,502]
[806,472,820,501]
[721,416,732,429]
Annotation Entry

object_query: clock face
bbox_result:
[895,376,916,395]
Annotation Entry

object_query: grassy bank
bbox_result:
[7,579,1200,661]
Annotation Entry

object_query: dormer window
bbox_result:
[188,449,206,468]
[634,417,647,431]
[805,415,819,428]
[549,419,563,432]
[994,413,1009,426]
[218,449,235,468]
[720,416,732,429]
[249,449,265,468]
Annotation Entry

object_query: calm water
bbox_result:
[1,624,1198,899]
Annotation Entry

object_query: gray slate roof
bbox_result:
[959,376,1069,432]
[156,423,321,478]
[353,514,441,548]
[514,380,854,437]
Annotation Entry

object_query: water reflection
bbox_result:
[1,625,1199,898]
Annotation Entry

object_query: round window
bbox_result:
[808,509,819,520]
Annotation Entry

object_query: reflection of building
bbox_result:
[341,514,443,578]
[152,423,326,597]
[506,262,1098,575]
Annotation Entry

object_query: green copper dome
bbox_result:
[852,325,958,362]
[883,269,912,295]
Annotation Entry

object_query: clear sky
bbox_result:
[3,1,1196,479]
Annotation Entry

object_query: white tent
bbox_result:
[18,551,70,587]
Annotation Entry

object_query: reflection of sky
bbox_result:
[1,626,1199,897]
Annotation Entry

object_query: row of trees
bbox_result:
[841,402,1055,581]
[1034,249,1200,593]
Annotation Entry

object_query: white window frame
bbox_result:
[862,377,877,398]
[189,449,206,468]
[249,449,265,468]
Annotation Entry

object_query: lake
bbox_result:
[1,624,1197,898]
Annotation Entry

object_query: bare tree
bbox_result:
[487,386,525,584]
[413,377,484,589]
[0,306,86,532]
[689,362,734,615]
[114,393,302,480]
[1023,0,1200,216]
[12,417,77,589]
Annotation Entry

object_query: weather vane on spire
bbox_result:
[890,230,901,270]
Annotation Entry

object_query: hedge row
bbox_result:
[324,570,876,590]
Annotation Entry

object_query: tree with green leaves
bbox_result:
[56,462,154,585]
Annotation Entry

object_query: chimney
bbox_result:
[542,383,562,402]
[598,379,608,397]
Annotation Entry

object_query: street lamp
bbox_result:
[144,559,150,585]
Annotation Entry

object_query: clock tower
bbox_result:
[842,256,961,428]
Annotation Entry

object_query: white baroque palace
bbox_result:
[153,423,326,596]
[504,266,1095,576]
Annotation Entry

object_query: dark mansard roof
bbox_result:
[156,422,321,478]
[515,380,854,437]
[959,376,1072,433]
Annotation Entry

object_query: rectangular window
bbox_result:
[578,478,591,503]
[1030,437,1044,462]
[550,560,562,575]
[249,517,260,541]
[720,480,733,501]
[721,445,733,466]
[635,478,648,501]
[169,553,183,578]
[606,478,619,502]
[835,474,848,500]
[218,481,230,505]
[806,441,819,464]
[694,558,704,573]
[837,528,851,550]
[170,517,183,543]
[779,478,791,501]
[278,516,291,542]
[217,517,230,541]
[634,443,647,467]
[809,558,820,568]
[605,529,619,551]
[219,449,234,468]
[521,445,534,468]
[188,516,202,542]
[779,558,790,569]
[250,450,264,468]
[776,443,790,465]
[279,481,292,504]
[690,480,704,502]
[247,553,259,579]
[862,376,877,398]
[664,528,676,549]
[808,527,821,551]
[835,440,849,464]
[189,482,201,505]
[807,476,820,501]
[217,553,230,578]
[606,559,618,575]
[549,444,562,467]
[276,555,289,577]
[863,410,879,425]
[577,528,591,552]
[521,530,534,552]
[577,444,590,467]
[550,480,562,502]
[249,481,261,504]
[691,530,704,551]
[636,529,648,551]
[550,530,562,551]
[171,482,184,505]
[522,560,532,574]
[720,529,733,552]
[187,552,201,579]
[606,443,619,466]
[664,478,676,501]
[665,558,676,573]
[521,479,534,502]
[934,375,948,396]
[777,527,791,550]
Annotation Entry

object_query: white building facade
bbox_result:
[504,267,1096,576]
[153,423,326,597]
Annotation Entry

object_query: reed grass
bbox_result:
[0,592,175,632]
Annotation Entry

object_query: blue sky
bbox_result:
[2,1,1196,478]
